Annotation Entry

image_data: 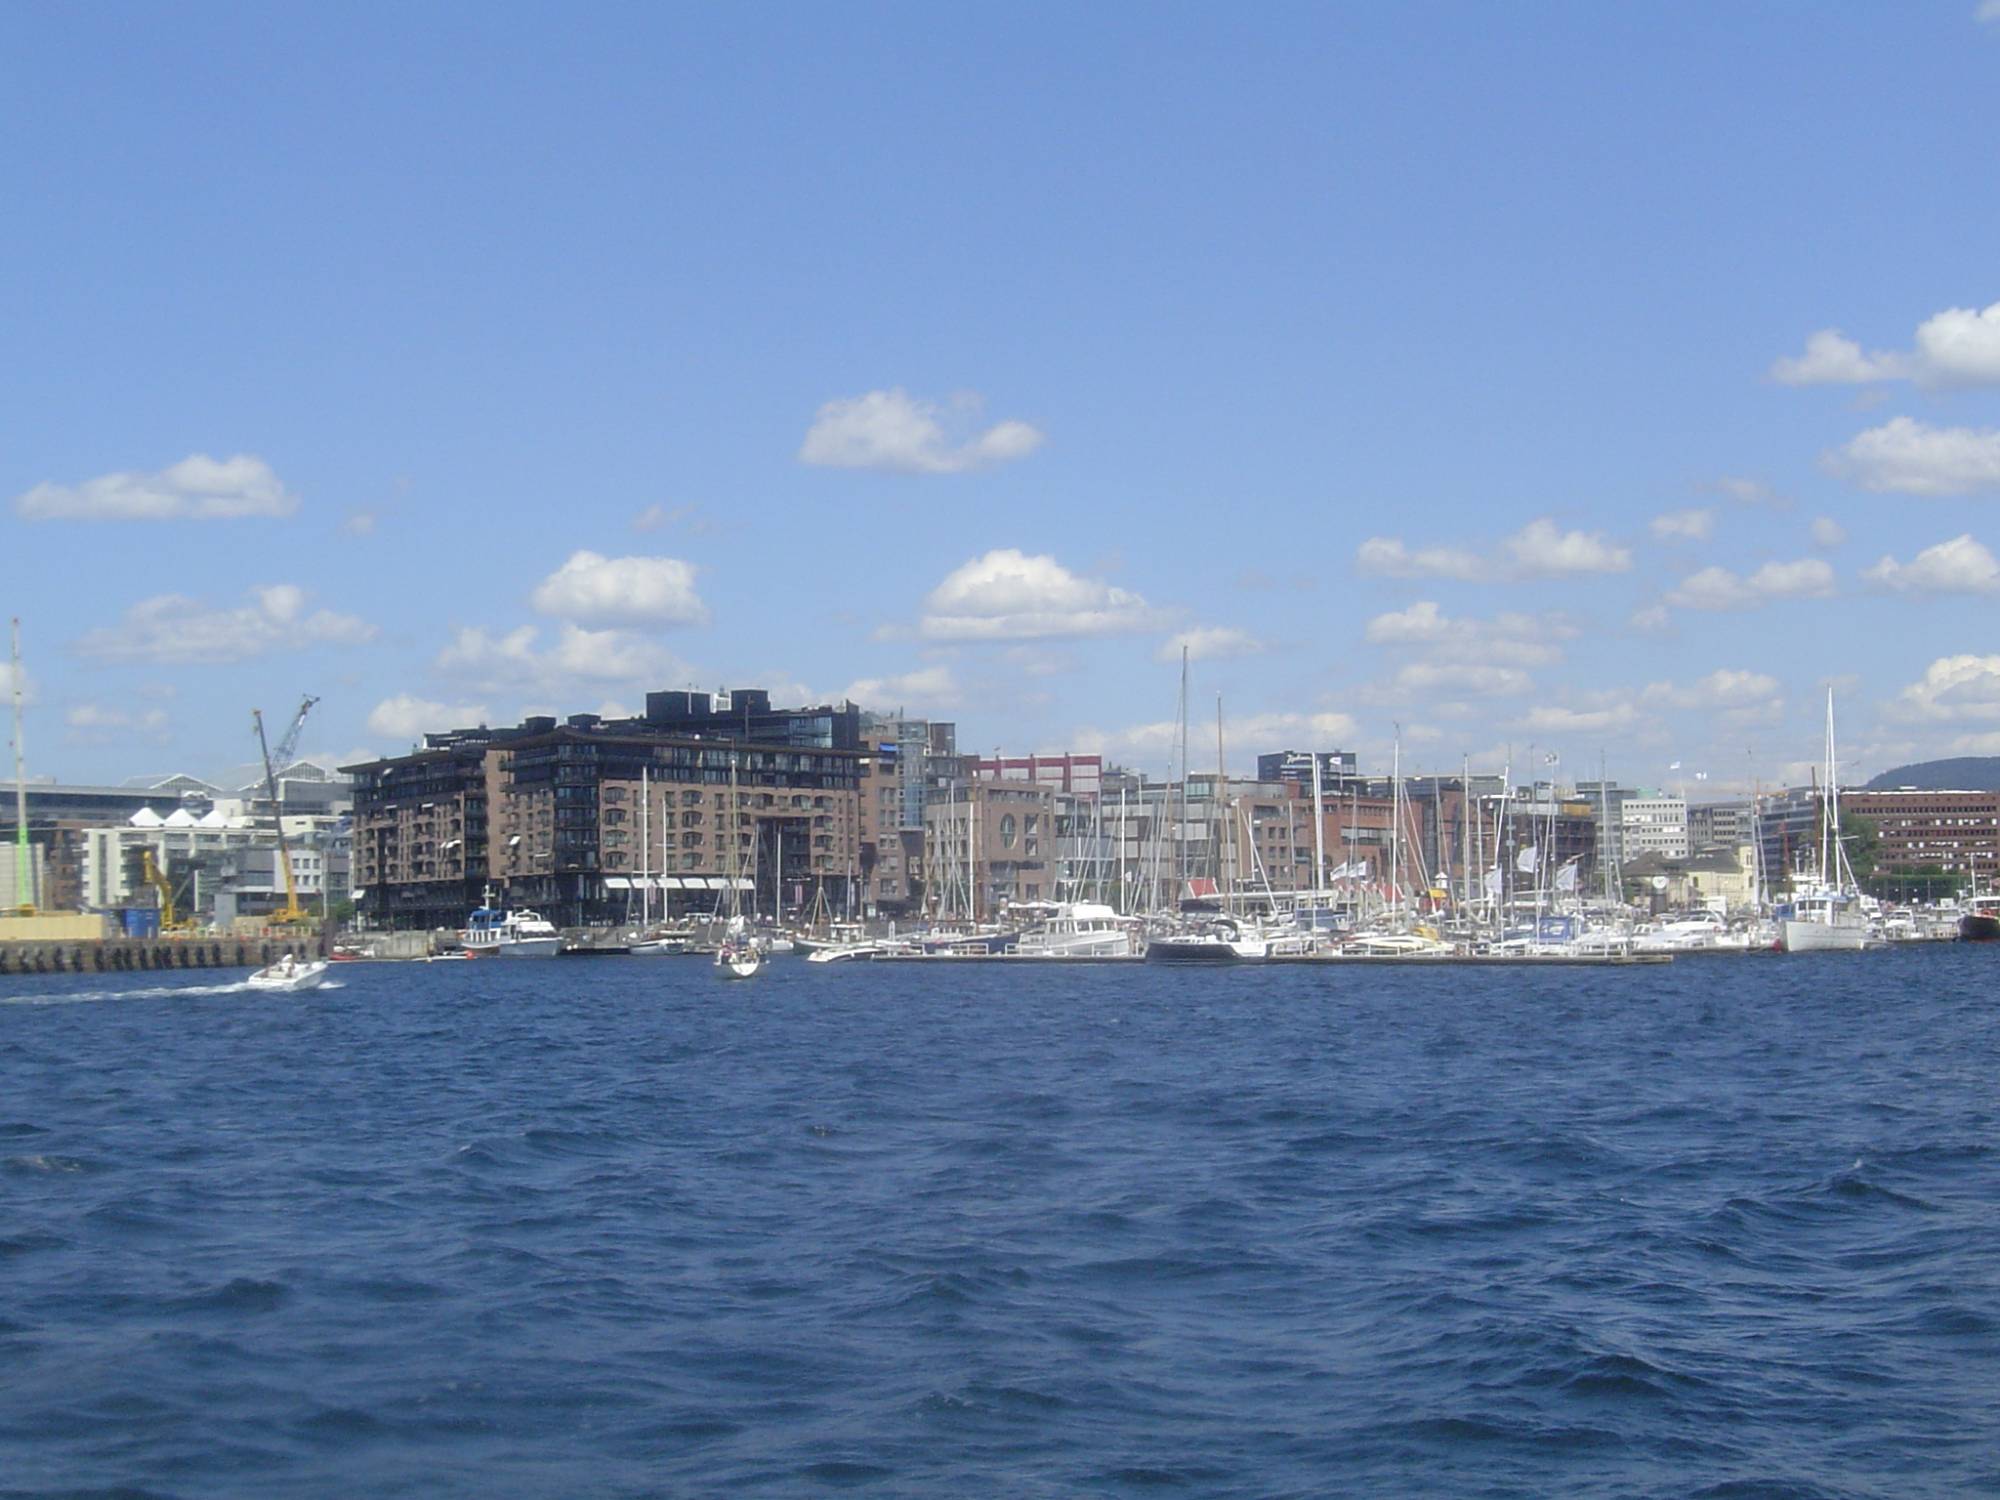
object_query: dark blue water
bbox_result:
[3,948,1996,1499]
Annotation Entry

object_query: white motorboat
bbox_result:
[461,901,562,958]
[1013,902,1142,959]
[246,954,330,992]
[803,938,915,963]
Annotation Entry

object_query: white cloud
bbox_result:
[1362,601,1572,666]
[1810,516,1847,548]
[1711,476,1786,509]
[1650,507,1716,542]
[840,665,960,710]
[529,551,709,627]
[14,453,298,521]
[1769,329,1909,385]
[1864,534,2000,594]
[1504,518,1632,576]
[1506,702,1643,736]
[1073,710,1361,770]
[65,702,169,731]
[435,622,692,699]
[1774,302,2000,389]
[1155,626,1263,663]
[1357,518,1629,581]
[74,585,376,663]
[798,389,1044,474]
[1981,0,2000,24]
[1629,603,1672,633]
[366,694,490,741]
[632,502,719,535]
[919,549,1159,640]
[341,511,377,537]
[1354,537,1487,580]
[1910,302,2000,386]
[1664,558,1834,611]
[1643,669,1781,710]
[1890,655,2000,722]
[1391,662,1535,698]
[1827,416,2000,496]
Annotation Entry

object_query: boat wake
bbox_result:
[0,979,265,1007]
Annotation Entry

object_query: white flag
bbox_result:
[1483,867,1503,898]
[1555,860,1579,893]
[1516,845,1540,874]
[1668,760,1682,771]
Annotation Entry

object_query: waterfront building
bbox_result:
[970,751,1103,796]
[1688,800,1756,854]
[1256,750,1363,794]
[1620,795,1689,861]
[1842,788,2000,886]
[922,779,1055,919]
[344,691,863,930]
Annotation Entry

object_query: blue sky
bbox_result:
[5,1,1999,794]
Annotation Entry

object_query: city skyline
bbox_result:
[5,4,1999,794]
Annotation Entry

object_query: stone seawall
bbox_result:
[0,931,328,976]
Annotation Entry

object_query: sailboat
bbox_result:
[713,753,764,979]
[1777,689,1870,954]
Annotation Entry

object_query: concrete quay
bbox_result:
[0,931,328,977]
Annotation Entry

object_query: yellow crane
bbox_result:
[253,696,318,926]
[137,848,197,932]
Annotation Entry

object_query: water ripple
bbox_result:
[0,946,1993,1497]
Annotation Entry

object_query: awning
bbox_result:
[604,876,633,890]
[730,877,754,891]
[657,877,685,890]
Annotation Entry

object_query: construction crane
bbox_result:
[137,848,197,932]
[253,695,317,926]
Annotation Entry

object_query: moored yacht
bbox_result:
[461,898,562,958]
[1959,895,2000,943]
[1013,901,1142,959]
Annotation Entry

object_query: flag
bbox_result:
[1555,859,1579,893]
[1516,845,1539,874]
[1544,751,1559,765]
[1695,770,1709,781]
[1483,867,1503,898]
[1668,760,1682,770]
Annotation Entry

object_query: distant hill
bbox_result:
[1863,757,2000,792]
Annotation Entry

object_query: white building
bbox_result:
[1620,795,1689,861]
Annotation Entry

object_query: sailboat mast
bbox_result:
[10,619,30,915]
[1390,727,1403,927]
[1311,750,1326,895]
[1823,687,1839,889]
[1173,646,1189,901]
[1215,693,1226,898]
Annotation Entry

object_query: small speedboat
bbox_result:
[246,954,330,993]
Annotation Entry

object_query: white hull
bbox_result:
[1017,930,1140,959]
[466,936,563,959]
[715,956,762,979]
[628,938,690,957]
[246,960,329,993]
[1780,917,1868,953]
